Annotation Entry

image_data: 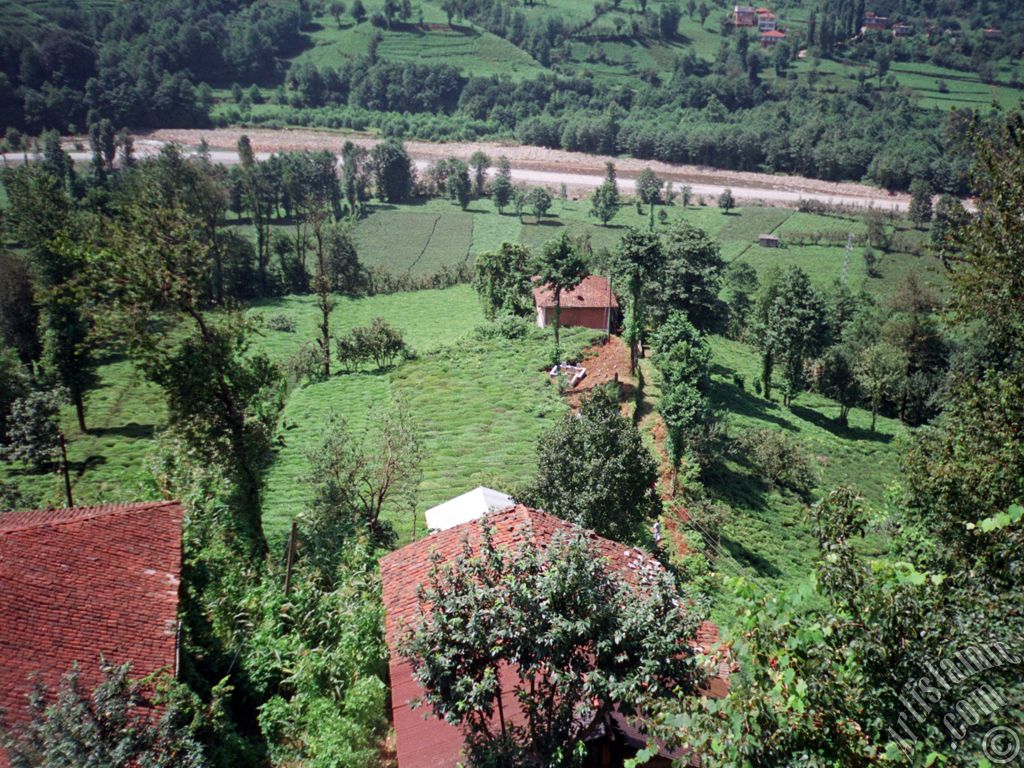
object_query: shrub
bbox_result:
[738,428,815,495]
[265,314,297,333]
[286,343,328,385]
[473,314,530,341]
[335,317,406,371]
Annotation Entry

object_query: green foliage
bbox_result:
[242,545,388,768]
[650,311,711,392]
[369,139,413,202]
[1,388,65,470]
[817,345,860,425]
[737,427,815,496]
[473,242,534,320]
[908,177,934,227]
[855,342,905,432]
[589,163,620,226]
[660,379,715,471]
[535,231,588,349]
[335,316,407,371]
[298,408,421,553]
[722,260,759,340]
[526,186,553,220]
[0,343,28,443]
[649,221,725,331]
[401,520,708,767]
[526,386,660,543]
[0,662,205,768]
[717,188,735,212]
[614,228,663,371]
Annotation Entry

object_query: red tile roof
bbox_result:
[0,502,184,760]
[533,274,619,309]
[379,504,724,768]
[760,29,787,37]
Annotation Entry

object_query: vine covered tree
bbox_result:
[473,242,534,319]
[614,229,664,372]
[369,139,413,202]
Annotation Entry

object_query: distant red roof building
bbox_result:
[760,29,787,45]
[532,274,618,332]
[380,504,727,768]
[0,502,184,763]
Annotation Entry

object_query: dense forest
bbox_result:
[2,0,1024,190]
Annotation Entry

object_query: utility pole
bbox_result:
[58,431,73,508]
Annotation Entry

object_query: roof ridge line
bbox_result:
[0,501,180,535]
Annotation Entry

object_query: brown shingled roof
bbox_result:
[0,502,184,764]
[379,504,725,768]
[532,274,619,309]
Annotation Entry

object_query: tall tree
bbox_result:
[614,229,664,373]
[649,221,725,331]
[590,161,620,227]
[4,166,96,432]
[636,167,664,230]
[908,178,933,228]
[534,232,587,352]
[473,242,534,320]
[468,150,490,197]
[100,183,282,560]
[369,139,413,202]
[490,156,513,213]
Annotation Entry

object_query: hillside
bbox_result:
[3,0,1024,193]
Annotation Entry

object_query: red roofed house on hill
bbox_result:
[533,274,618,333]
[380,503,727,768]
[0,502,184,765]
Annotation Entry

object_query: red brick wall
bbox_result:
[542,307,609,331]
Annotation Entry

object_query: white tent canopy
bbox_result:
[424,486,515,532]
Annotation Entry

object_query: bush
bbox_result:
[286,343,328,385]
[738,428,815,495]
[473,314,530,341]
[265,314,297,332]
[335,317,406,371]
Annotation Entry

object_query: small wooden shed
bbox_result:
[758,233,781,248]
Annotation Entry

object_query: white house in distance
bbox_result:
[424,486,516,532]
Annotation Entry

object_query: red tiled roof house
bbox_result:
[380,504,727,768]
[533,274,618,333]
[0,502,184,764]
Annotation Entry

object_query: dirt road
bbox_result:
[5,126,912,211]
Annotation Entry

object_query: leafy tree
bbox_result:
[817,345,860,425]
[931,193,968,255]
[698,1,709,26]
[512,183,528,221]
[401,518,707,766]
[336,317,407,371]
[526,386,661,543]
[650,311,711,392]
[444,158,472,209]
[473,242,534,320]
[0,662,205,768]
[526,185,553,221]
[299,408,421,548]
[722,260,759,339]
[854,342,904,431]
[0,247,40,363]
[717,187,735,212]
[322,223,365,293]
[661,379,715,475]
[754,266,827,406]
[352,0,366,22]
[738,428,815,495]
[636,167,664,229]
[490,157,513,213]
[649,221,725,331]
[590,162,620,226]
[330,0,347,27]
[340,141,369,217]
[4,167,96,432]
[100,187,282,560]
[369,139,413,202]
[614,229,663,373]
[468,150,490,197]
[0,343,28,443]
[1,388,64,471]
[534,232,587,351]
[908,178,933,227]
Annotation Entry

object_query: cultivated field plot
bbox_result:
[292,1,546,80]
[352,209,474,275]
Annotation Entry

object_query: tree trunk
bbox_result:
[553,289,562,354]
[870,402,878,432]
[74,392,87,433]
[761,351,773,400]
